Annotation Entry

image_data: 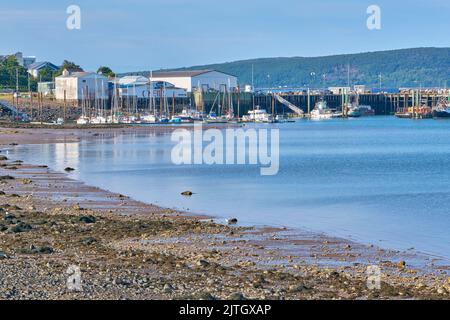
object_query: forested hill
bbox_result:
[152,48,450,88]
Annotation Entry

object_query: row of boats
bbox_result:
[308,101,374,119]
[394,100,450,119]
[76,97,450,125]
[75,108,295,125]
[75,100,378,125]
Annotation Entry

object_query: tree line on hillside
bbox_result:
[157,47,450,88]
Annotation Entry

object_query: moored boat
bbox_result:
[310,101,333,120]
[242,107,274,123]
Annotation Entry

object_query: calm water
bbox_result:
[9,117,450,259]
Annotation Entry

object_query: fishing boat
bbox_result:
[242,107,273,123]
[432,99,450,118]
[433,107,450,118]
[310,101,333,120]
[396,106,432,119]
[347,107,361,118]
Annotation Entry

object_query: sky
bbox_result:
[1,0,450,72]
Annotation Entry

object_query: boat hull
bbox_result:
[433,110,450,118]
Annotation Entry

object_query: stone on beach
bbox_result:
[79,215,96,224]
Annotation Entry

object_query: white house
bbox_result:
[118,76,187,98]
[150,69,237,93]
[27,61,59,78]
[55,69,109,100]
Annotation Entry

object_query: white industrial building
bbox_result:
[55,69,109,100]
[118,76,187,98]
[150,69,237,93]
[328,86,351,95]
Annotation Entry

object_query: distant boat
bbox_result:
[432,100,450,118]
[205,112,229,123]
[396,106,432,119]
[242,107,274,123]
[140,114,158,123]
[310,101,333,120]
[433,108,450,118]
[90,116,107,124]
[76,116,90,125]
[170,109,201,123]
[347,104,374,117]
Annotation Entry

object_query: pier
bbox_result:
[3,90,450,122]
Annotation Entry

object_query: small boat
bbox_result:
[275,114,289,123]
[432,100,450,118]
[347,108,361,118]
[396,106,432,119]
[433,108,450,118]
[310,101,333,120]
[90,116,107,124]
[242,107,274,123]
[347,103,373,117]
[140,114,158,123]
[205,113,229,124]
[76,116,90,125]
[170,109,203,123]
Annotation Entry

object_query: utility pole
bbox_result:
[16,68,19,92]
[379,74,382,92]
[251,64,255,113]
[347,64,350,88]
[307,88,311,116]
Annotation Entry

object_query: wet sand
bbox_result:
[0,125,449,300]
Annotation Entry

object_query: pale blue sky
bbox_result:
[1,0,449,72]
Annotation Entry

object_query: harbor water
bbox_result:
[9,116,450,260]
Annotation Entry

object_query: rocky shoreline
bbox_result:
[0,126,449,300]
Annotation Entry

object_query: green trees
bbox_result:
[168,47,450,88]
[97,66,115,78]
[0,56,36,91]
[54,60,83,76]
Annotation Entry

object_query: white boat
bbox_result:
[310,101,333,120]
[347,104,374,117]
[90,116,107,124]
[140,114,158,123]
[242,107,274,123]
[76,116,90,125]
[205,113,229,123]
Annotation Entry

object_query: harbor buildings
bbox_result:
[150,70,237,93]
[118,76,188,98]
[55,69,109,100]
